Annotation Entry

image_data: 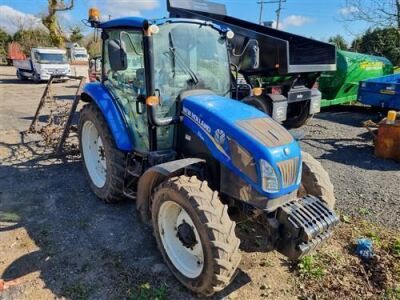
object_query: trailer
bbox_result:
[167,0,337,128]
[358,73,400,110]
[319,50,393,107]
[13,48,71,83]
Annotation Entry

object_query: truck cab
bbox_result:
[14,48,71,83]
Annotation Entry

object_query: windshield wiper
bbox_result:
[168,32,199,85]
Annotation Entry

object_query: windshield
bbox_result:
[153,23,231,100]
[37,53,68,64]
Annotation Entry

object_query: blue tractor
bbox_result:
[79,8,339,296]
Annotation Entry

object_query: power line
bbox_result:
[257,0,286,28]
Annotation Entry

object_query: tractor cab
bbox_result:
[92,16,235,153]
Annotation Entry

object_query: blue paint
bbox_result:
[100,17,146,29]
[82,83,133,151]
[182,95,301,199]
[100,17,229,33]
[358,73,400,110]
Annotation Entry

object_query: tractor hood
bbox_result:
[182,94,302,198]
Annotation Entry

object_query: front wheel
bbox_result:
[152,176,241,296]
[79,104,127,203]
[299,151,336,209]
[32,71,41,84]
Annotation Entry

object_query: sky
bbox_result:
[0,0,369,43]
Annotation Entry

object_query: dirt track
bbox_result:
[0,65,399,299]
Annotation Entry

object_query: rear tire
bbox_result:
[299,151,336,209]
[79,103,127,203]
[152,175,241,296]
[16,70,27,81]
[242,95,272,116]
[283,101,310,128]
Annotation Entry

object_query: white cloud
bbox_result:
[339,6,359,16]
[0,5,45,34]
[90,0,159,19]
[273,15,312,30]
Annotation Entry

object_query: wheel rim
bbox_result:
[158,201,204,278]
[82,120,107,188]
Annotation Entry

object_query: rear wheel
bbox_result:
[299,151,336,209]
[152,175,241,296]
[16,70,27,81]
[79,104,126,203]
[242,95,272,116]
[283,101,311,128]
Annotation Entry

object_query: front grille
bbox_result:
[236,117,293,147]
[277,158,299,187]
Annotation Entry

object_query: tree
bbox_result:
[0,28,12,58]
[356,27,400,65]
[342,0,400,29]
[328,35,348,50]
[13,29,53,55]
[69,26,84,44]
[42,0,74,47]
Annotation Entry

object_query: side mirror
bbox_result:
[250,42,260,69]
[108,39,127,71]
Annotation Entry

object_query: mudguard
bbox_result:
[136,158,205,222]
[81,82,133,151]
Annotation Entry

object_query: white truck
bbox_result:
[66,43,89,62]
[14,48,71,83]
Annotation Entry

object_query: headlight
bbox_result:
[260,159,279,193]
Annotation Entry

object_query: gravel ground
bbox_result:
[0,65,399,299]
[300,107,400,229]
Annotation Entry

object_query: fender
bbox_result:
[81,82,133,151]
[136,158,205,222]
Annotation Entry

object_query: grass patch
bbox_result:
[297,255,325,279]
[0,211,20,222]
[129,282,168,300]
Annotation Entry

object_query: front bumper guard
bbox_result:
[275,195,339,259]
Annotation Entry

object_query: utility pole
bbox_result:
[257,0,286,28]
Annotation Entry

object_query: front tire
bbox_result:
[299,151,336,209]
[79,104,127,203]
[152,176,241,296]
[33,71,41,84]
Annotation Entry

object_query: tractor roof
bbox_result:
[99,16,228,33]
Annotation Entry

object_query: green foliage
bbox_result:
[129,282,168,300]
[328,34,348,50]
[0,28,12,58]
[392,240,400,257]
[298,255,325,279]
[13,29,53,55]
[355,27,400,66]
[84,34,102,58]
[69,26,84,44]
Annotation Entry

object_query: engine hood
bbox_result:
[182,94,301,198]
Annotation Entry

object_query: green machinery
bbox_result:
[319,50,393,107]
